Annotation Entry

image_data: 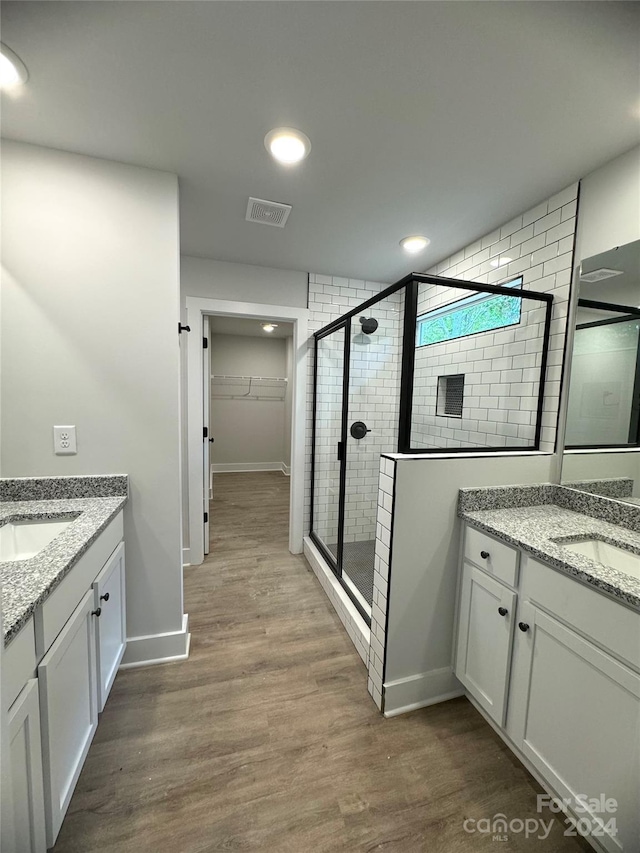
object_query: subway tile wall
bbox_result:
[367,456,396,710]
[411,285,548,449]
[425,182,579,453]
[305,276,397,547]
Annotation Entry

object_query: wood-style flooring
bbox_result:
[53,472,590,852]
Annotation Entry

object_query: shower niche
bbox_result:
[310,273,554,623]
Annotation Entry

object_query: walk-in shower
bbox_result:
[310,273,553,623]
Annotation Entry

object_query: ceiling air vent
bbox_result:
[245,197,292,228]
[580,268,624,283]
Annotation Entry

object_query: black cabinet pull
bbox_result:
[518,621,529,632]
[91,607,102,618]
[480,550,490,559]
[100,592,110,603]
[498,606,508,617]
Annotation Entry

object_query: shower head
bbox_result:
[359,316,378,335]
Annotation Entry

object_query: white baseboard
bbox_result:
[211,462,286,474]
[120,614,190,669]
[182,547,191,568]
[383,667,463,717]
[303,536,370,666]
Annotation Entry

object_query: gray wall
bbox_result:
[386,454,555,685]
[181,255,308,308]
[180,256,307,550]
[0,141,184,649]
[209,334,289,468]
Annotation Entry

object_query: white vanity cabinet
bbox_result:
[455,523,640,853]
[7,678,47,853]
[93,541,126,712]
[2,511,126,853]
[38,588,100,847]
[455,561,516,726]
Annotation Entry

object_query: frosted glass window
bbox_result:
[417,278,523,348]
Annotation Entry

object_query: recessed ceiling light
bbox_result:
[264,128,311,165]
[490,256,513,268]
[0,43,28,89]
[262,323,278,333]
[400,235,430,255]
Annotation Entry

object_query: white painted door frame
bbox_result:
[186,296,308,565]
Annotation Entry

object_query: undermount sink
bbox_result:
[560,538,640,580]
[0,518,73,562]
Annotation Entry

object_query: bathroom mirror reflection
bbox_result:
[561,239,640,503]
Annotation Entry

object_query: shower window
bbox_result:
[416,278,523,347]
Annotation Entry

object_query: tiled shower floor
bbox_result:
[342,539,376,607]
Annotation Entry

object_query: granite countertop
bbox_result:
[1,476,128,646]
[460,503,640,612]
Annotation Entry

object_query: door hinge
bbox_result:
[204,512,208,523]
[203,426,208,439]
[178,323,191,334]
[203,337,208,349]
[337,441,344,462]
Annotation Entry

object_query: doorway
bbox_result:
[186,297,308,566]
[205,315,295,554]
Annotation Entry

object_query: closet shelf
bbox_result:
[211,375,287,401]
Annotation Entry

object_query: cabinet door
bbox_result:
[93,542,126,711]
[38,589,99,849]
[7,679,47,853]
[455,561,516,726]
[509,602,640,853]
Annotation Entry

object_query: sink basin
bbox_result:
[560,538,640,580]
[0,518,73,562]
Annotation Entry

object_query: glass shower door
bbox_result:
[341,292,404,616]
[311,325,346,565]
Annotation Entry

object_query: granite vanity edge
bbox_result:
[458,508,640,612]
[2,496,127,645]
[0,475,128,502]
[458,482,640,534]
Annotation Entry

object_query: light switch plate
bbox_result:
[53,425,77,455]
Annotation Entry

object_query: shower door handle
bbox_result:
[350,421,371,440]
[337,441,344,461]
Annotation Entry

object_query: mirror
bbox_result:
[561,239,640,504]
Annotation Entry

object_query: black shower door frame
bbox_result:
[310,273,554,624]
[310,316,375,623]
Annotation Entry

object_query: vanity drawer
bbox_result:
[35,512,123,658]
[464,525,519,587]
[2,618,37,710]
[522,556,640,672]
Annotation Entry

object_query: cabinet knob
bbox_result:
[480,550,490,559]
[91,607,102,618]
[518,621,529,632]
[498,606,508,617]
[100,592,110,603]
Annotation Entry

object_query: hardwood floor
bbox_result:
[53,472,590,852]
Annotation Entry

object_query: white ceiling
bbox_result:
[209,316,293,338]
[2,1,639,282]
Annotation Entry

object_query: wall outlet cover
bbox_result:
[53,425,77,455]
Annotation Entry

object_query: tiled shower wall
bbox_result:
[411,284,548,449]
[305,276,399,547]
[343,292,403,543]
[426,182,579,453]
